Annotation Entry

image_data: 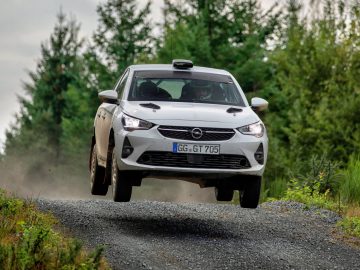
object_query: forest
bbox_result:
[1,0,359,204]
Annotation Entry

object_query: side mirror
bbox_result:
[251,97,268,112]
[98,90,118,104]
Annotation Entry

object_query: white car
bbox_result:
[89,60,268,208]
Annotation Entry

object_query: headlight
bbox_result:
[238,122,264,138]
[121,114,153,131]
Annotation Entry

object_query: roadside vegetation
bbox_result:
[0,189,109,269]
[262,156,360,240]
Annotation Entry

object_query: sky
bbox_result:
[0,0,280,150]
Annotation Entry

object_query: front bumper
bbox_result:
[113,125,268,176]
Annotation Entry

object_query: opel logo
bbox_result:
[191,128,203,139]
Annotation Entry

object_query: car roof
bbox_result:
[128,64,231,76]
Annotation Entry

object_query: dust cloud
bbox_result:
[0,155,92,199]
[132,178,217,203]
[0,155,217,203]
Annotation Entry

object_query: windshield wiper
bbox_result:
[139,103,161,110]
[226,107,243,113]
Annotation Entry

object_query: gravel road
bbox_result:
[36,199,360,270]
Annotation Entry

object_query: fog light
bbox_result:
[254,143,264,165]
[121,137,134,158]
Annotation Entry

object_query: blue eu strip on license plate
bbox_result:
[173,142,178,153]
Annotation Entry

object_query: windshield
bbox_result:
[128,71,245,106]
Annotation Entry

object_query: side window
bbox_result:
[115,69,130,99]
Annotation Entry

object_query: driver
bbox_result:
[190,80,212,100]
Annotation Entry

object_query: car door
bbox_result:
[94,106,107,164]
[101,69,130,161]
[94,106,105,158]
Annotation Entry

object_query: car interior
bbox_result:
[135,80,227,102]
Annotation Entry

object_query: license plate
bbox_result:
[172,143,220,155]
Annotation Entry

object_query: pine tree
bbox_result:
[5,11,83,160]
[160,0,281,92]
[92,0,154,81]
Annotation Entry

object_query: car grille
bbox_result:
[137,151,251,169]
[157,126,235,141]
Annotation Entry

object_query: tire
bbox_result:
[111,151,132,202]
[240,176,262,208]
[215,187,234,201]
[90,144,108,196]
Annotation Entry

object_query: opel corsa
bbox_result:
[90,60,268,208]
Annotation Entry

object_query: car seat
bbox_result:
[180,83,195,100]
[138,81,159,99]
[157,88,172,99]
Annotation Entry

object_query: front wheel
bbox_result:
[90,144,108,196]
[111,151,132,202]
[239,176,262,209]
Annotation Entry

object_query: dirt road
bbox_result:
[37,199,360,270]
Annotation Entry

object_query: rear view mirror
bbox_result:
[98,90,118,104]
[251,97,268,112]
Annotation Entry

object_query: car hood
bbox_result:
[122,101,259,128]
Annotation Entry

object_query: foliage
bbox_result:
[278,177,360,240]
[338,216,360,239]
[1,0,154,185]
[340,157,360,205]
[262,0,360,181]
[156,21,213,66]
[61,83,96,158]
[4,11,84,161]
[265,178,288,199]
[283,179,340,211]
[296,154,343,194]
[278,172,360,239]
[159,0,281,92]
[93,0,154,80]
[0,190,108,269]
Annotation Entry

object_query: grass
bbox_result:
[336,158,360,239]
[0,189,109,270]
[340,157,360,205]
[265,178,288,200]
[338,214,360,238]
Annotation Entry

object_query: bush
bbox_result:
[283,179,340,211]
[297,154,342,195]
[0,189,109,270]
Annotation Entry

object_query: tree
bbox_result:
[156,20,213,66]
[60,0,157,159]
[159,0,281,92]
[92,0,154,82]
[262,0,360,181]
[5,11,84,160]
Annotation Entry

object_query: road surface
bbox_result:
[37,199,360,270]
